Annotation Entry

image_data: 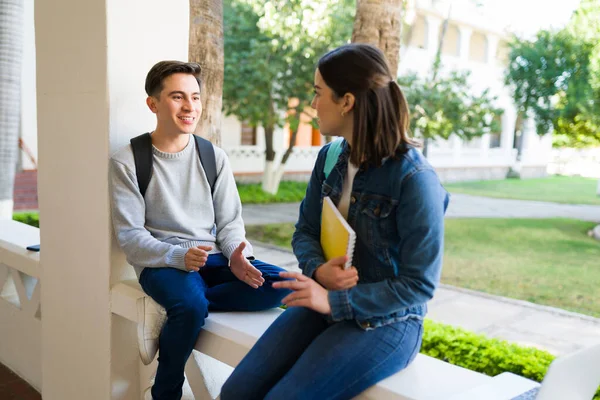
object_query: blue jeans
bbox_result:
[139,253,290,400]
[221,307,424,400]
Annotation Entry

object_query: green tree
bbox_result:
[399,72,502,157]
[506,0,600,149]
[399,2,501,157]
[223,0,353,193]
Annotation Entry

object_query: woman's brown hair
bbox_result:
[317,44,418,167]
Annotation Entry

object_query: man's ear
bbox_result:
[342,93,355,114]
[146,96,158,114]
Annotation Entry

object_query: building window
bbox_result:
[496,40,509,64]
[469,32,486,63]
[441,24,460,56]
[489,115,502,148]
[406,15,427,49]
[241,122,257,146]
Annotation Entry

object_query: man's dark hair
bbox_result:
[145,60,202,98]
[318,44,418,167]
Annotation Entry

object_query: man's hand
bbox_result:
[184,245,213,272]
[314,255,359,290]
[273,272,331,315]
[229,242,265,288]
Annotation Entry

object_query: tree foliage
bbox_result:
[223,0,353,141]
[399,71,502,150]
[505,0,600,148]
[223,0,354,192]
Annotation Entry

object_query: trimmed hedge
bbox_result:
[423,319,600,399]
[13,212,39,228]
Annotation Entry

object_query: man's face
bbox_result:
[148,73,202,135]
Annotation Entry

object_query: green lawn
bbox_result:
[246,218,600,317]
[237,181,307,204]
[445,176,600,205]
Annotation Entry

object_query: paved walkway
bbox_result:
[244,194,600,356]
[242,193,600,225]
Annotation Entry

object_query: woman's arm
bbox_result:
[328,169,449,321]
[292,145,330,278]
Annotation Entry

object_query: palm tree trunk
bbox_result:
[189,0,224,145]
[352,0,403,76]
[0,0,24,219]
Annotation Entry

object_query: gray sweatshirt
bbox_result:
[109,135,253,277]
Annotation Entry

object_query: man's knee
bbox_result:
[171,297,209,330]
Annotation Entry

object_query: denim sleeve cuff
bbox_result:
[328,289,353,321]
[167,246,188,270]
[302,258,324,279]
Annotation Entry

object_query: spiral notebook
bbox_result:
[320,196,356,269]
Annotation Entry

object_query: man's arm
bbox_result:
[109,158,188,269]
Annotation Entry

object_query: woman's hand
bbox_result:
[273,271,331,315]
[314,255,359,290]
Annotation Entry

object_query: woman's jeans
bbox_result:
[221,307,424,400]
[139,253,290,400]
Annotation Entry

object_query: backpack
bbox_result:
[323,138,344,179]
[130,132,217,198]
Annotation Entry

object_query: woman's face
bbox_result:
[311,69,348,138]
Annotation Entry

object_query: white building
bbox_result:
[17,0,552,185]
[219,0,553,183]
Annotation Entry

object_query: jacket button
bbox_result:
[351,196,356,204]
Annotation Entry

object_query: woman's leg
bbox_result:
[139,267,209,400]
[200,254,291,311]
[220,307,329,400]
[265,317,424,400]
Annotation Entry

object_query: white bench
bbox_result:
[111,280,493,399]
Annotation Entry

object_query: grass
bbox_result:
[12,212,39,228]
[246,218,600,317]
[237,181,308,204]
[444,175,600,205]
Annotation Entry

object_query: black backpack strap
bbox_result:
[194,135,217,194]
[130,132,153,198]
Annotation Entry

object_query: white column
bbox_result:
[36,0,189,398]
[486,33,499,64]
[20,0,38,171]
[458,26,472,62]
[424,14,443,57]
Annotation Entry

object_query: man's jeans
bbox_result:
[221,307,424,400]
[139,253,290,400]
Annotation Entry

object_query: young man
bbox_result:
[109,60,289,400]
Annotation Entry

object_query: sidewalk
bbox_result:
[242,194,600,225]
[245,194,600,356]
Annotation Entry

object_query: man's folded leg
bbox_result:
[200,254,292,311]
[139,267,210,400]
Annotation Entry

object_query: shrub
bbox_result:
[422,319,600,399]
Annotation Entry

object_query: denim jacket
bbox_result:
[292,140,449,330]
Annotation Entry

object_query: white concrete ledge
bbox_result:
[111,280,493,399]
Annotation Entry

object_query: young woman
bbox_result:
[221,43,449,400]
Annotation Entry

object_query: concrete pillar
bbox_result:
[458,26,472,62]
[35,0,189,398]
[20,0,38,171]
[486,33,499,64]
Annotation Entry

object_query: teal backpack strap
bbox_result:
[323,138,344,179]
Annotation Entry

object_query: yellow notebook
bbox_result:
[320,196,356,269]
